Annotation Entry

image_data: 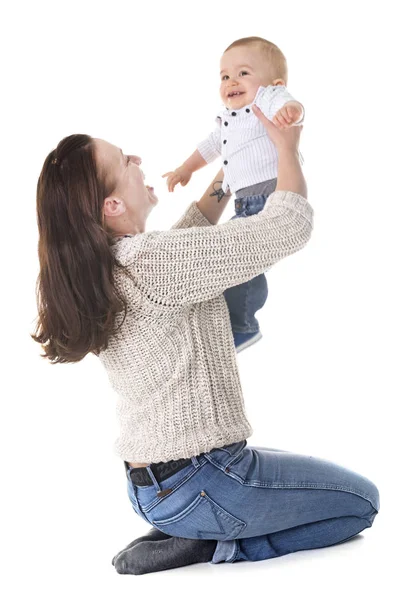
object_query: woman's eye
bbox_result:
[222,75,229,81]
[239,71,249,76]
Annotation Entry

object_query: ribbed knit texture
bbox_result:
[98,190,313,463]
[197,85,305,193]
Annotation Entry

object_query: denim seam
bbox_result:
[225,448,247,469]
[201,448,247,472]
[232,325,260,334]
[152,492,247,534]
[206,463,378,511]
[230,540,241,562]
[360,515,376,527]
[203,454,234,471]
[209,441,245,458]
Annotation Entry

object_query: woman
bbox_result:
[32,106,379,575]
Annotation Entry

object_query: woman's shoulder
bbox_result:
[110,232,148,265]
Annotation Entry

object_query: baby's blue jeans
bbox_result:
[223,178,278,335]
[125,440,380,564]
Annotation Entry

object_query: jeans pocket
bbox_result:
[126,474,152,525]
[151,490,246,540]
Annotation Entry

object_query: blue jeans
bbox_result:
[125,440,380,564]
[223,181,277,334]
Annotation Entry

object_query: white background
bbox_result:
[1,0,407,597]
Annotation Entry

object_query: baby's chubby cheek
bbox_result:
[244,88,258,104]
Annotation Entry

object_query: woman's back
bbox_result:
[99,192,313,464]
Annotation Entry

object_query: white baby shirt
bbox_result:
[197,85,305,194]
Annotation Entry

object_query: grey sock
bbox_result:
[113,536,217,575]
[112,527,171,565]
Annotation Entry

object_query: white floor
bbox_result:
[6,516,394,600]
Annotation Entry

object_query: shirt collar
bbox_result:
[217,85,265,118]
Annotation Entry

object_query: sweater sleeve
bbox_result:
[256,85,305,125]
[121,190,313,306]
[170,200,213,230]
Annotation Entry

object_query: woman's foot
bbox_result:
[234,330,262,353]
[113,536,217,575]
[112,527,171,565]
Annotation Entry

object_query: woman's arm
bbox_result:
[127,189,312,307]
[195,106,307,224]
[170,169,231,230]
[123,114,312,307]
[194,113,307,223]
[196,168,232,224]
[172,134,306,230]
[252,104,308,198]
[275,148,307,198]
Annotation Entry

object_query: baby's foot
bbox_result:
[234,330,262,353]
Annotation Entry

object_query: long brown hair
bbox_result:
[31,134,133,364]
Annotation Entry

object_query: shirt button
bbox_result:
[246,108,250,113]
[224,121,228,126]
[231,111,237,116]
[224,160,228,165]
[223,140,227,144]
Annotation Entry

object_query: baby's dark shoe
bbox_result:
[234,330,262,353]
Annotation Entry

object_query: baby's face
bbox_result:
[220,45,280,110]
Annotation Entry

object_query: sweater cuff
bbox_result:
[171,201,213,229]
[189,202,213,226]
[268,190,314,225]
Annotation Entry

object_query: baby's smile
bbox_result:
[226,88,252,110]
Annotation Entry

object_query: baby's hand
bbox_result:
[162,166,192,192]
[272,101,304,129]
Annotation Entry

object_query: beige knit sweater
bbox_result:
[98,190,314,464]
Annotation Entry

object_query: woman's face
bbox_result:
[94,138,159,235]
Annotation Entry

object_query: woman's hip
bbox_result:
[126,441,380,541]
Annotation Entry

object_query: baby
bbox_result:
[163,36,305,352]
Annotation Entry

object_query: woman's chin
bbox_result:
[146,185,159,205]
[150,191,159,205]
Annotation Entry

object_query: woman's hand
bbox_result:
[252,104,303,154]
[162,166,192,192]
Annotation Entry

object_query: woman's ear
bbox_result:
[103,196,126,218]
[272,79,286,87]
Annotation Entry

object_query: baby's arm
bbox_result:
[256,86,305,130]
[163,124,222,193]
[163,150,207,193]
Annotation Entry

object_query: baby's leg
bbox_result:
[224,186,276,352]
[224,275,267,334]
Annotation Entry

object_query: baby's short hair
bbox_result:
[224,36,288,85]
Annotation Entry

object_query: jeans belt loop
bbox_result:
[145,465,173,498]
